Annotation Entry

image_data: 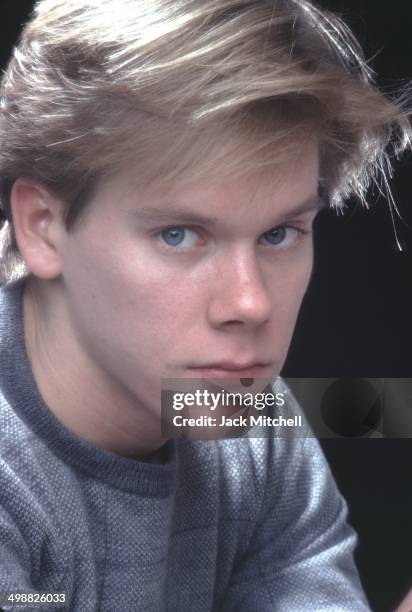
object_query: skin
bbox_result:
[396,589,412,612]
[13,142,322,457]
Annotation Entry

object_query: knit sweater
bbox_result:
[0,280,371,611]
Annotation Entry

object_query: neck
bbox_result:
[23,277,168,458]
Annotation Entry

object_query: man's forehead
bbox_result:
[118,147,323,225]
[125,194,325,229]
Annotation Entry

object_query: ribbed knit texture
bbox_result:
[0,281,371,611]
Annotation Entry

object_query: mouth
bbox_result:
[187,363,275,380]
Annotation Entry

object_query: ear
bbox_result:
[10,178,66,279]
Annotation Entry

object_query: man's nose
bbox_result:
[207,249,273,330]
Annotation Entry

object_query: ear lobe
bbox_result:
[11,178,65,279]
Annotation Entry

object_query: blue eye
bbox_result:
[263,227,287,245]
[160,227,199,248]
[161,227,186,246]
[261,226,302,248]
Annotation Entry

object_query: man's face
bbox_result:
[57,143,321,417]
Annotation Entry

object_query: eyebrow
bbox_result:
[128,193,327,228]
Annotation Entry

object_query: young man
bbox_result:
[0,0,409,610]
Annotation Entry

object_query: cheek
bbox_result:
[295,249,314,299]
[282,240,313,287]
[272,249,313,323]
[65,225,192,312]
[75,256,205,360]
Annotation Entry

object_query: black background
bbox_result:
[1,1,411,610]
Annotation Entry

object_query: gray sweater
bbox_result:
[0,280,371,611]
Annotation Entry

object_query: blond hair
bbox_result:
[0,0,410,280]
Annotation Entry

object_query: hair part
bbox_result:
[0,0,410,280]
